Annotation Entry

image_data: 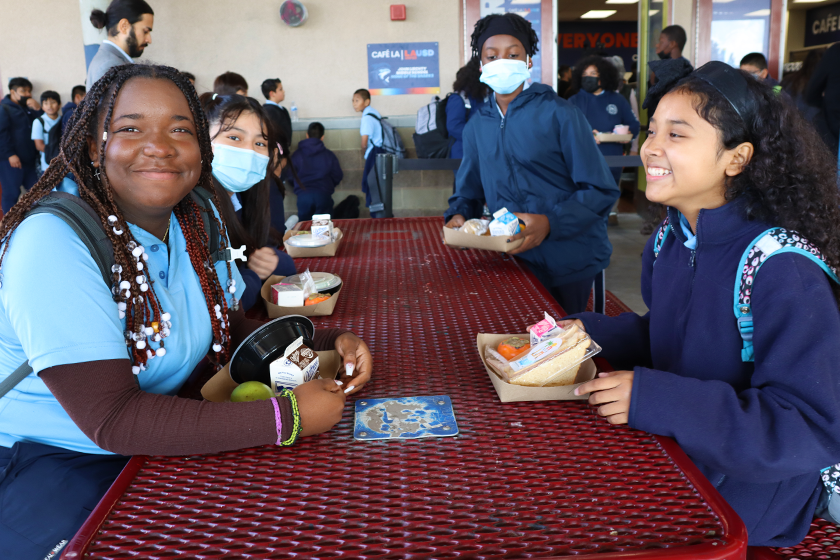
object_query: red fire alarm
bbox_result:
[390,4,406,20]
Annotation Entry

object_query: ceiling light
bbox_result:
[581,10,617,18]
[793,0,827,3]
[649,9,660,15]
[744,8,771,15]
[606,0,638,3]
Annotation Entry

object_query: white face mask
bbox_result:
[211,143,269,193]
[479,57,531,95]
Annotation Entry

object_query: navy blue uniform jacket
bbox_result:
[445,83,619,287]
[568,89,639,158]
[291,138,343,196]
[0,96,40,165]
[445,93,487,159]
[571,200,840,546]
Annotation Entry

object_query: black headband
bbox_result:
[692,61,757,126]
[476,16,531,58]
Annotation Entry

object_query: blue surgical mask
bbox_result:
[211,143,270,193]
[479,58,531,95]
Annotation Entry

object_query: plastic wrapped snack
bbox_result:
[485,324,601,387]
[460,218,489,236]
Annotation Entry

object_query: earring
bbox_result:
[94,169,101,180]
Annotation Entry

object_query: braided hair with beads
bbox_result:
[0,64,236,370]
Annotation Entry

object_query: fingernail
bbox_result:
[574,387,580,396]
[344,386,355,394]
[346,363,355,377]
[335,379,343,385]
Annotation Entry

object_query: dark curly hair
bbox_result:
[452,58,488,101]
[668,71,840,276]
[469,13,539,59]
[569,55,620,96]
[0,64,236,369]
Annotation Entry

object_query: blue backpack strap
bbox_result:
[652,216,671,260]
[734,228,840,362]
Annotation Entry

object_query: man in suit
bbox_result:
[86,0,154,89]
[261,78,292,145]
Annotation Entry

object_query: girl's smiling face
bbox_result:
[641,91,752,226]
[209,110,269,157]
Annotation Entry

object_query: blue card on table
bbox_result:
[354,395,458,441]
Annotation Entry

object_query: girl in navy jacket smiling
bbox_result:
[570,61,840,546]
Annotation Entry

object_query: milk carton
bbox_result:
[529,312,563,346]
[269,336,320,392]
[488,207,520,237]
[311,214,334,242]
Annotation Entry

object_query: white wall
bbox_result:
[0,0,461,118]
[671,0,695,66]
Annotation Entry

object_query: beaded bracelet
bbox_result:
[277,389,301,446]
[270,397,284,446]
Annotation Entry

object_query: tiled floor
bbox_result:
[605,213,649,314]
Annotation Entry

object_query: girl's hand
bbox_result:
[247,247,280,280]
[293,378,346,437]
[334,332,372,395]
[574,370,634,425]
[507,213,550,255]
[593,130,601,145]
[445,214,466,229]
[558,319,585,332]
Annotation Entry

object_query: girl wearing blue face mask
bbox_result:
[444,13,619,315]
[199,93,297,311]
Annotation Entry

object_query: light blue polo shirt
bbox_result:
[360,106,383,159]
[31,114,61,171]
[0,190,244,454]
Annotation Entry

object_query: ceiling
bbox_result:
[557,0,839,21]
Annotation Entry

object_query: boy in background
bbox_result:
[262,78,292,146]
[291,122,343,221]
[0,77,42,213]
[60,85,86,134]
[740,53,781,90]
[352,89,384,217]
[32,91,62,174]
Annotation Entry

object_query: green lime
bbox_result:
[230,381,275,402]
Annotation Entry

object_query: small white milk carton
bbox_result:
[311,214,334,242]
[269,336,320,392]
[271,283,304,307]
[488,207,520,237]
[529,312,562,346]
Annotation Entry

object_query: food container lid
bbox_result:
[286,234,331,248]
[282,272,341,292]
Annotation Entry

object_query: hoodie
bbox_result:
[291,137,343,196]
[0,96,41,165]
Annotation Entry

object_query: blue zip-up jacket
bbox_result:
[445,93,487,159]
[571,199,840,546]
[291,138,343,196]
[445,83,619,287]
[60,101,77,134]
[0,96,41,165]
[568,89,639,158]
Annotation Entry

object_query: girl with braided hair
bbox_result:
[0,64,372,557]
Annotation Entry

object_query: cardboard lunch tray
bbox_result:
[442,226,524,253]
[477,333,597,403]
[283,228,343,258]
[596,132,633,143]
[261,274,342,318]
[201,350,342,402]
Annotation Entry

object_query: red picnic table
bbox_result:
[64,217,748,560]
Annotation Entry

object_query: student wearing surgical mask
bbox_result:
[199,93,296,311]
[444,13,618,315]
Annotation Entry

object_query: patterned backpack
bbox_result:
[654,217,840,495]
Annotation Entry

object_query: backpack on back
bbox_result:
[367,114,406,159]
[37,117,62,164]
[413,95,451,159]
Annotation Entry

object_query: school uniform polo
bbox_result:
[31,113,61,170]
[360,106,383,159]
[0,194,244,454]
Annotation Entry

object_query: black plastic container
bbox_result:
[230,315,315,385]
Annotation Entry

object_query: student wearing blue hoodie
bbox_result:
[291,122,343,221]
[0,77,42,213]
[444,13,618,315]
[568,55,640,186]
[569,61,840,547]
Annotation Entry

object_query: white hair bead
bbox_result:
[152,334,161,342]
[131,247,143,258]
[118,302,127,311]
[136,262,144,271]
[144,327,154,336]
[132,365,140,375]
[136,340,147,349]
[157,347,166,357]
[212,343,222,353]
[118,311,125,319]
[142,253,149,261]
[107,215,118,225]
[161,312,171,321]
[146,349,154,359]
[229,286,236,293]
[119,280,131,290]
[112,227,123,235]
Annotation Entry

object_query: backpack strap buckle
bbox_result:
[226,245,247,263]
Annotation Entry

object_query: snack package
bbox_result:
[271,283,304,307]
[311,214,334,242]
[488,207,520,237]
[460,218,490,236]
[484,324,599,387]
[529,312,562,346]
[268,336,320,392]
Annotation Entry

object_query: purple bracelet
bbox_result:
[271,397,283,445]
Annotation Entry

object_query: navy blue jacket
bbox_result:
[568,90,639,158]
[0,96,40,165]
[291,138,343,196]
[571,199,840,546]
[60,101,77,134]
[445,83,619,287]
[445,93,487,159]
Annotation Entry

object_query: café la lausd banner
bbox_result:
[367,42,441,95]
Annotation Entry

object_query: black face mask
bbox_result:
[581,76,600,93]
[657,49,671,60]
[17,96,31,107]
